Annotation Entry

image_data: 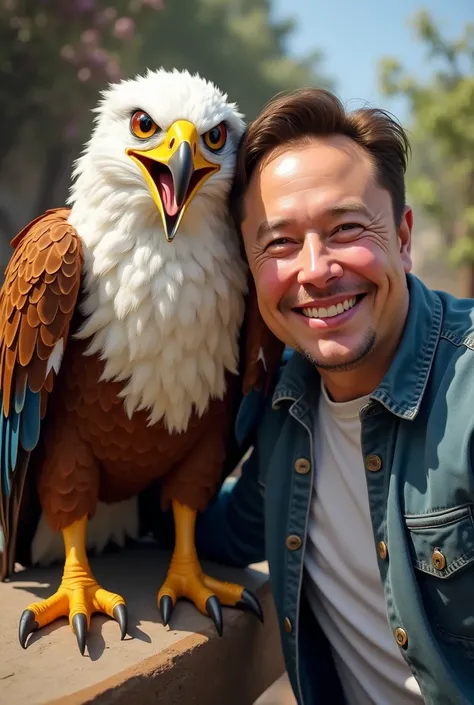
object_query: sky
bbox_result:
[271,0,473,125]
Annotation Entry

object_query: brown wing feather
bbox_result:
[0,208,83,580]
[240,272,285,397]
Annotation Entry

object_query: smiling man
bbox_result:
[242,117,413,402]
[195,88,474,705]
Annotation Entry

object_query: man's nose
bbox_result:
[296,232,343,287]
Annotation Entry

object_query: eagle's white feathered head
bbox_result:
[69,68,246,241]
[68,69,250,432]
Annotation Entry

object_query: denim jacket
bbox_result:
[196,273,474,705]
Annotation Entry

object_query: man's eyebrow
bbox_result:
[328,203,372,218]
[256,218,293,241]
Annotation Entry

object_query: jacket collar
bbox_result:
[272,274,443,421]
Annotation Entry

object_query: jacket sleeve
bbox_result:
[195,446,265,568]
[195,350,293,568]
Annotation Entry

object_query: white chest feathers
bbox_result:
[72,219,248,432]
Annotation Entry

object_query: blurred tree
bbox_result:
[0,0,331,238]
[0,0,164,229]
[133,0,332,121]
[379,11,474,296]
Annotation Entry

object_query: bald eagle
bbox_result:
[0,68,283,655]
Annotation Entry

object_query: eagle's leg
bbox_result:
[158,499,263,636]
[18,515,127,654]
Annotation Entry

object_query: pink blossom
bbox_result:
[113,16,135,40]
[90,48,108,67]
[106,58,121,81]
[95,6,117,25]
[75,0,95,11]
[78,67,91,82]
[60,45,75,61]
[80,29,99,45]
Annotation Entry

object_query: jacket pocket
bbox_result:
[405,504,474,641]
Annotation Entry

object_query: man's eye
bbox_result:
[266,237,290,250]
[338,223,360,232]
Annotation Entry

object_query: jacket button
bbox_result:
[365,454,382,472]
[284,617,292,633]
[294,458,311,474]
[394,627,408,648]
[286,535,302,551]
[378,541,388,560]
[432,549,447,571]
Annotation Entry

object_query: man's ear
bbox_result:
[398,206,413,273]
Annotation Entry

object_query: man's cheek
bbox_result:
[344,245,382,278]
[257,263,289,310]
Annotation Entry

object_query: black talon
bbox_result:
[18,609,38,649]
[236,588,264,623]
[113,604,128,640]
[72,613,87,656]
[160,595,173,626]
[206,595,223,637]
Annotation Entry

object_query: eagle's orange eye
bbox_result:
[130,110,158,139]
[202,122,227,152]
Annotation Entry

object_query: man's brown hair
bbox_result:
[229,88,411,228]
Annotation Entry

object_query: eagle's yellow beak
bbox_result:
[126,120,220,242]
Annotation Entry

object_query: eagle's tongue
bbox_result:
[158,170,179,217]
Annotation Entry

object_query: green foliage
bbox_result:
[379,11,474,270]
[0,0,331,229]
[0,0,330,151]
[0,0,164,159]
[130,0,332,121]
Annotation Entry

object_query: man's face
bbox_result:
[241,135,413,373]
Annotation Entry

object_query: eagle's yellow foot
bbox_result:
[158,501,263,636]
[18,517,127,654]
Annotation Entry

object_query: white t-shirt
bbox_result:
[303,381,423,704]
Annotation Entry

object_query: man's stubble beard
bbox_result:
[296,328,377,373]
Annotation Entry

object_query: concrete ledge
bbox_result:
[0,546,285,705]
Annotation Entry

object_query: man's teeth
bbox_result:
[302,297,357,319]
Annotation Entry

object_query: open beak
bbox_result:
[126,120,220,242]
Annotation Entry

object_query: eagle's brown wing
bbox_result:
[240,272,285,397]
[0,208,83,579]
